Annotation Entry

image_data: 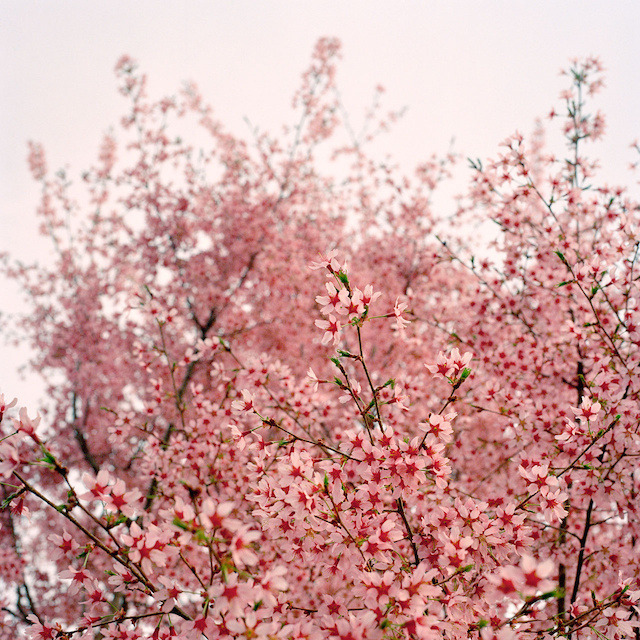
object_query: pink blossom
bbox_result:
[571,397,602,423]
[315,314,341,345]
[426,413,453,442]
[79,469,112,501]
[392,297,410,332]
[315,281,344,315]
[200,498,238,532]
[361,284,381,307]
[48,530,81,561]
[230,526,261,567]
[338,287,365,318]
[120,522,172,574]
[59,565,92,595]
[0,393,17,422]
[309,250,341,272]
[103,479,142,518]
[0,441,19,479]
[231,389,255,414]
[520,555,554,592]
[425,352,454,379]
[208,572,254,617]
[25,616,62,640]
[181,614,218,638]
[307,367,320,392]
[13,407,42,443]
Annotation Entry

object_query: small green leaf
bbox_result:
[555,250,568,265]
[172,517,189,531]
[39,449,57,467]
[467,157,483,171]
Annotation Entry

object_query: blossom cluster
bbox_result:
[0,44,639,640]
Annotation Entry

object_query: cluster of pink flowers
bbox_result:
[0,43,639,640]
[311,251,383,345]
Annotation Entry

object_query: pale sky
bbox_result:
[2,1,639,410]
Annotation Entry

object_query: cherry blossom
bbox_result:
[0,46,637,640]
[0,394,17,422]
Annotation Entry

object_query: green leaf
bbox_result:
[467,157,483,171]
[39,449,57,467]
[555,250,568,265]
[1,494,18,510]
[336,270,349,287]
[172,517,189,531]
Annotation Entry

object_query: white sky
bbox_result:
[2,1,639,410]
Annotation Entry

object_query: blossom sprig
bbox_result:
[80,469,143,519]
[13,407,43,445]
[310,251,385,342]
[390,297,410,333]
[425,348,473,386]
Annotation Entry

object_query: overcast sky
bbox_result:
[2,1,639,410]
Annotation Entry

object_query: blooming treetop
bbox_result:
[0,43,639,640]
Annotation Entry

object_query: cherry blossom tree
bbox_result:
[1,40,639,640]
